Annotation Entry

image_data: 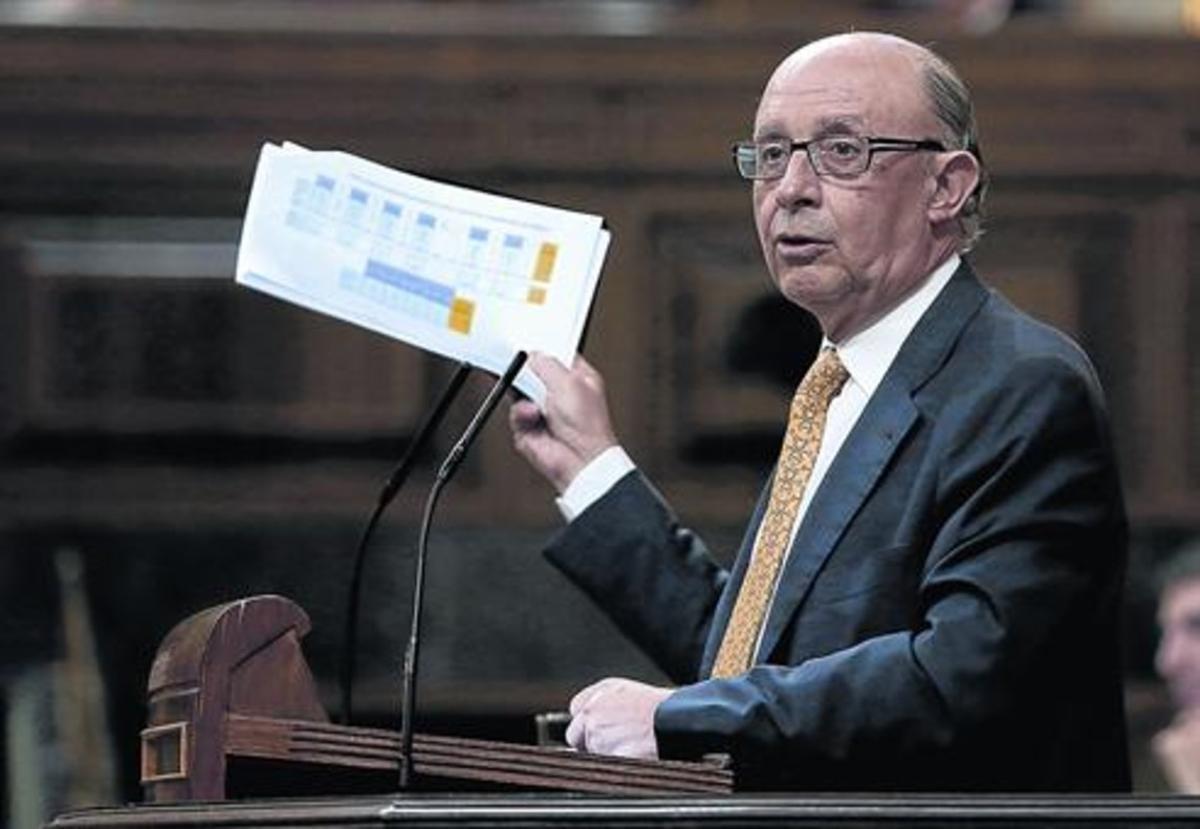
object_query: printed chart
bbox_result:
[236,143,609,400]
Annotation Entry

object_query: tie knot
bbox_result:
[796,348,849,406]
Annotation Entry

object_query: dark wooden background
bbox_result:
[1,0,1198,813]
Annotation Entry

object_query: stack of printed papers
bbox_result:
[236,142,610,402]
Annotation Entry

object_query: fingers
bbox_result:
[506,351,617,492]
[565,679,612,752]
[564,678,670,759]
[569,678,611,716]
[571,353,603,383]
[509,398,543,433]
[527,352,605,407]
[565,714,585,750]
[526,351,571,389]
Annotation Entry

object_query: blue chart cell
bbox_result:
[466,226,490,265]
[364,260,454,306]
[379,202,403,238]
[312,175,336,211]
[498,232,527,272]
[339,259,457,325]
[336,188,371,248]
[286,173,342,236]
[411,212,438,249]
[345,188,369,223]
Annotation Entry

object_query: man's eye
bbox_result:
[824,139,863,159]
[758,143,789,164]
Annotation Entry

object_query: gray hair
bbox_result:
[920,50,988,252]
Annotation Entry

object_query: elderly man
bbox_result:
[509,32,1129,791]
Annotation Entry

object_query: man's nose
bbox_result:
[773,148,821,209]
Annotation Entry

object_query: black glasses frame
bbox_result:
[732,136,947,181]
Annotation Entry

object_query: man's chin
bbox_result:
[775,267,849,311]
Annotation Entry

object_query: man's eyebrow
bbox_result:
[752,124,789,141]
[752,115,867,142]
[811,116,866,137]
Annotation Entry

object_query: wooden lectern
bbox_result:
[139,595,733,801]
[55,596,1200,828]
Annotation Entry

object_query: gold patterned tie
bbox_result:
[710,348,849,679]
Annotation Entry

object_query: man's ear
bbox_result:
[928,150,981,226]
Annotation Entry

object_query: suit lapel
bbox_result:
[754,263,991,663]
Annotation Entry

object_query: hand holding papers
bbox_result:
[236,142,610,402]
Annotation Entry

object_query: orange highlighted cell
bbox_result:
[527,287,547,305]
[448,297,475,334]
[533,243,558,282]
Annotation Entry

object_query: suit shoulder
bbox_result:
[961,289,1101,389]
[916,286,1113,437]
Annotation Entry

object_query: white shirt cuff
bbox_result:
[555,446,635,522]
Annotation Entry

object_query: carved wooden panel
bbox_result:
[9,229,430,447]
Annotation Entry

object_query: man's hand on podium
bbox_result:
[566,677,673,760]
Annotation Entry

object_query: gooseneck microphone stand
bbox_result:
[397,350,527,790]
[338,361,473,726]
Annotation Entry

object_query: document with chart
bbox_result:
[236,142,610,401]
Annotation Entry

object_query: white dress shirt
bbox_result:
[557,255,962,535]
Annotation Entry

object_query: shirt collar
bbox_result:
[824,254,960,397]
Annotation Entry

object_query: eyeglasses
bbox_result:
[732,135,946,181]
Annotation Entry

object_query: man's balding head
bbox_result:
[750,32,983,341]
[766,33,986,248]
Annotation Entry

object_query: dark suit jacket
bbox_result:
[545,262,1130,792]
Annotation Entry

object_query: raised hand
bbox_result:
[509,352,618,493]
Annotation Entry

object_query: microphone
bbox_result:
[339,362,473,725]
[397,349,528,790]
